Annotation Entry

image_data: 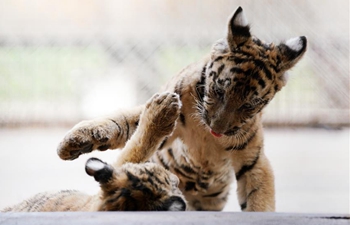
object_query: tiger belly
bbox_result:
[151,140,234,211]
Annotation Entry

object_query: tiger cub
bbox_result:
[56,7,307,211]
[2,92,186,212]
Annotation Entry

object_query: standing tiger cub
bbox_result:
[2,93,186,212]
[57,7,307,211]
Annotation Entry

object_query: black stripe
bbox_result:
[258,79,266,89]
[174,167,193,180]
[185,181,196,191]
[233,57,247,65]
[235,153,260,181]
[126,171,141,186]
[198,182,209,190]
[275,55,282,73]
[144,167,154,178]
[145,168,163,187]
[167,148,175,159]
[262,90,270,98]
[110,119,122,138]
[254,60,272,80]
[27,193,48,212]
[180,164,196,174]
[214,56,224,62]
[156,152,170,170]
[107,188,138,210]
[209,71,216,77]
[247,188,258,199]
[217,64,225,77]
[201,176,210,180]
[225,129,257,151]
[203,170,213,176]
[107,187,120,196]
[53,192,68,209]
[235,81,244,89]
[240,202,247,211]
[250,87,256,93]
[251,71,260,80]
[199,170,213,181]
[230,67,244,74]
[232,58,273,82]
[195,66,207,101]
[243,85,251,98]
[170,166,199,187]
[256,107,264,114]
[203,191,223,198]
[105,194,122,206]
[201,65,207,75]
[201,66,207,80]
[179,113,185,126]
[158,137,168,150]
[164,176,170,185]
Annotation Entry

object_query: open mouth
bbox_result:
[210,127,240,138]
[204,114,240,138]
[210,130,223,138]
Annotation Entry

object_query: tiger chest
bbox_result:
[165,122,233,196]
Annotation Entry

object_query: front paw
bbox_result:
[144,92,181,135]
[57,119,118,160]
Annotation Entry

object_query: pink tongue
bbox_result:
[210,130,222,138]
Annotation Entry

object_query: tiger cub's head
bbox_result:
[85,157,186,211]
[200,6,307,137]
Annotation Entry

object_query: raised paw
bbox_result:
[142,92,181,136]
[57,119,120,160]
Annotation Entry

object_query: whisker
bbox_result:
[190,92,208,128]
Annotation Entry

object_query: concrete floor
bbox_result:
[0,127,348,213]
[1,212,349,225]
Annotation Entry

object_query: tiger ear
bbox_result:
[226,6,251,51]
[277,36,307,72]
[85,157,114,184]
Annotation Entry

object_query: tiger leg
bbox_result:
[57,105,144,160]
[233,150,275,212]
[115,92,181,166]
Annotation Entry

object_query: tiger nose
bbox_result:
[210,119,228,135]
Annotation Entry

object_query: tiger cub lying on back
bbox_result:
[2,93,186,212]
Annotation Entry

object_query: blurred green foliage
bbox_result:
[0,46,108,101]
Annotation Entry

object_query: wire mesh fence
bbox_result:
[0,0,349,127]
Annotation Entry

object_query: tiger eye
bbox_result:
[241,103,253,110]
